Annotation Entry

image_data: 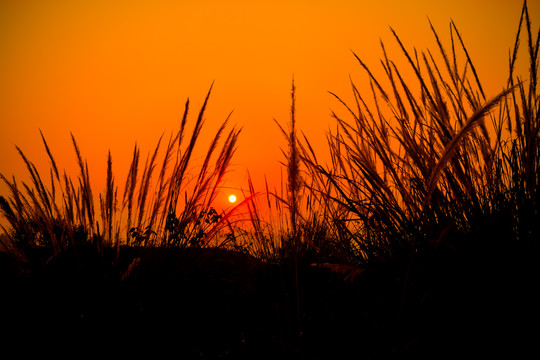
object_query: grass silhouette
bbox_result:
[1,1,538,358]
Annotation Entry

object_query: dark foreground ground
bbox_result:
[1,239,538,359]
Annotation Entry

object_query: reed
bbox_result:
[0,1,536,274]
[0,85,241,261]
[300,0,539,265]
[274,79,305,254]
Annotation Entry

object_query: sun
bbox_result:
[228,194,237,203]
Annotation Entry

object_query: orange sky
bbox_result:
[1,0,538,219]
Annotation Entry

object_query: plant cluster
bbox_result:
[1,2,538,270]
[0,2,538,358]
[0,84,242,262]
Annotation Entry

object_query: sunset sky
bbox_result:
[1,0,537,216]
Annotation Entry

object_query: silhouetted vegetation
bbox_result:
[1,1,538,358]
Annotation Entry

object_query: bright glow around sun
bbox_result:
[228,194,237,203]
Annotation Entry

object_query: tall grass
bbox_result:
[241,79,334,264]
[300,0,539,265]
[0,85,242,261]
[0,2,537,272]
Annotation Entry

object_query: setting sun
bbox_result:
[228,194,237,204]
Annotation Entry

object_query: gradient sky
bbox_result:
[1,0,538,216]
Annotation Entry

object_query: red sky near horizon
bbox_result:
[1,0,537,220]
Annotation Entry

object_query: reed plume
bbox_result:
[0,84,241,259]
[300,1,538,264]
